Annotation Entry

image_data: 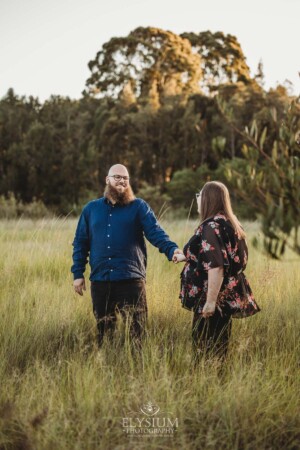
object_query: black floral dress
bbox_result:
[180,214,260,318]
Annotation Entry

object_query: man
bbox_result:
[71,164,180,347]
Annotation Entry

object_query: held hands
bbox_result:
[74,278,86,296]
[172,248,186,264]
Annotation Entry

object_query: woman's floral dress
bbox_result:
[180,214,260,318]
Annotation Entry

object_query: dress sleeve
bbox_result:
[197,221,230,272]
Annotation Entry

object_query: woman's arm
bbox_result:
[202,267,224,318]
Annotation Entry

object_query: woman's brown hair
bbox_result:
[199,181,246,239]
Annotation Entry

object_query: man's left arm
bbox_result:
[138,200,178,260]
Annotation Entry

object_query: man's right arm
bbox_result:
[71,207,90,282]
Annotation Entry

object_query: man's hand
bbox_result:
[74,278,86,296]
[174,248,183,255]
[172,248,186,263]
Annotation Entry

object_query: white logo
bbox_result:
[140,401,160,416]
[122,401,179,438]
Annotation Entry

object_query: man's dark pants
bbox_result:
[90,279,147,347]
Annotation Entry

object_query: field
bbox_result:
[0,218,299,450]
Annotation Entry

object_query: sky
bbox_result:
[1,0,299,101]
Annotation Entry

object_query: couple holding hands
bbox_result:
[72,164,260,359]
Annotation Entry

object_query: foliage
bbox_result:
[181,31,253,93]
[0,192,51,219]
[218,94,300,257]
[136,182,171,216]
[0,90,100,212]
[86,27,202,107]
[166,165,213,208]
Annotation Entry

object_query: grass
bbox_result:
[0,217,299,450]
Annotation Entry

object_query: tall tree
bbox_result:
[86,27,202,108]
[181,31,253,93]
[0,89,40,197]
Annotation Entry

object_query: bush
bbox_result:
[0,193,51,219]
[137,183,172,217]
[166,164,256,220]
[166,165,213,213]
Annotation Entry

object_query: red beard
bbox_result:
[104,183,136,205]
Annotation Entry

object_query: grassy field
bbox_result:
[0,217,299,450]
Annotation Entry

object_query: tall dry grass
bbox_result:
[0,218,299,450]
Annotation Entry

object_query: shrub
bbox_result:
[0,193,51,219]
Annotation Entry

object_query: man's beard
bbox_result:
[104,183,136,205]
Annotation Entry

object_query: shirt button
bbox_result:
[107,246,110,249]
[109,214,112,217]
[108,224,111,227]
[107,235,110,237]
[109,257,111,260]
[110,269,113,272]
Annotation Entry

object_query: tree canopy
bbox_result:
[86,27,202,108]
[181,31,253,93]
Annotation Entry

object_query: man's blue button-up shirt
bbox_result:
[71,197,178,281]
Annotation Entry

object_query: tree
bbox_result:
[219,94,300,257]
[0,89,40,197]
[85,27,202,108]
[181,31,254,94]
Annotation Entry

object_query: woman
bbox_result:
[174,181,260,360]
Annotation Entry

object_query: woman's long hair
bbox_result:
[199,181,246,239]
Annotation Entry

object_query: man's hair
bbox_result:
[200,181,246,239]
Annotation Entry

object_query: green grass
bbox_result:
[0,218,299,450]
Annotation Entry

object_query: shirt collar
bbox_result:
[104,196,116,206]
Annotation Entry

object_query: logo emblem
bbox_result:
[140,401,160,416]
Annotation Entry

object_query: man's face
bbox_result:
[106,169,130,193]
[104,165,135,205]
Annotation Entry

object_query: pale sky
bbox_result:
[1,0,299,101]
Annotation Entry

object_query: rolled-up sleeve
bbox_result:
[138,200,178,260]
[71,207,90,279]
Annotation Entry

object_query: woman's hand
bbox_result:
[202,266,224,318]
[202,301,216,318]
